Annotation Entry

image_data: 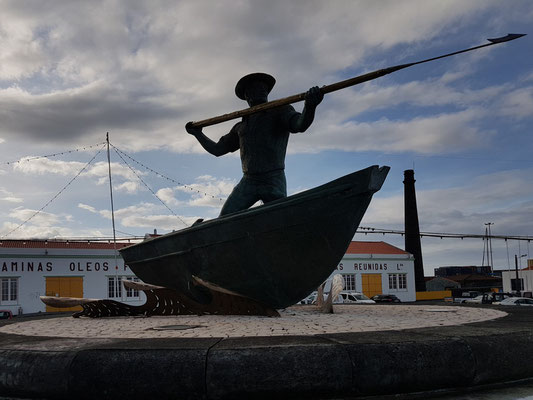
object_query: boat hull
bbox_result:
[120,165,389,309]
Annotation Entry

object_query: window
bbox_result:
[342,274,356,291]
[124,277,140,298]
[1,278,18,304]
[389,274,397,290]
[398,274,407,290]
[511,278,524,291]
[388,274,407,291]
[108,276,140,300]
[108,276,122,299]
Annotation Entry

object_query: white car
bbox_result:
[496,297,533,306]
[333,292,375,304]
[464,295,485,304]
[299,292,318,304]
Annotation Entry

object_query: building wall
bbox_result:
[324,253,416,302]
[0,245,145,314]
[502,269,533,295]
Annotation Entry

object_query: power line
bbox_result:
[2,142,107,165]
[110,143,225,202]
[1,144,106,239]
[357,226,532,241]
[112,147,189,227]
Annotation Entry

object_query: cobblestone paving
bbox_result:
[0,305,507,339]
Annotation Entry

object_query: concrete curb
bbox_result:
[1,307,533,399]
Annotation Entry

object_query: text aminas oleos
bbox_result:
[1,261,128,273]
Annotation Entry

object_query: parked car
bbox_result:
[464,295,485,304]
[464,292,513,304]
[453,291,482,303]
[333,292,375,304]
[0,310,13,319]
[372,294,401,303]
[299,292,318,305]
[496,297,533,306]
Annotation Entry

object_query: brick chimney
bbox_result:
[403,169,426,291]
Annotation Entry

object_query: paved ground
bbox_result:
[0,304,507,339]
[1,303,533,399]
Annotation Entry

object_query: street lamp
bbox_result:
[514,253,528,296]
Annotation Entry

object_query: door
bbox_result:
[45,277,83,312]
[361,274,382,298]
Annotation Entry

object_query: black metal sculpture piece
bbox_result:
[40,280,279,318]
[186,72,324,216]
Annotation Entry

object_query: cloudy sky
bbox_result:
[1,0,532,275]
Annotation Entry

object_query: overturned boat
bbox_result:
[119,165,389,310]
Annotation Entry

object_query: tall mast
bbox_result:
[106,133,119,284]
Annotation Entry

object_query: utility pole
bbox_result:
[485,222,494,273]
[514,253,528,296]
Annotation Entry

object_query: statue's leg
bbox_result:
[259,170,287,203]
[219,176,259,216]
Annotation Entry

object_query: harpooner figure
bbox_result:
[186,72,324,216]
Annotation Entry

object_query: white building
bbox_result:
[0,240,145,315]
[501,259,533,295]
[324,241,416,302]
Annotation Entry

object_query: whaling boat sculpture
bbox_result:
[119,165,389,310]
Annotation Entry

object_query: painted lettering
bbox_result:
[46,262,53,272]
[103,262,109,271]
[2,262,7,272]
[27,262,34,272]
[37,263,43,272]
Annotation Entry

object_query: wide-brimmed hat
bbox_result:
[235,72,276,100]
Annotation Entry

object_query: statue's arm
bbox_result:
[289,86,324,133]
[186,122,239,156]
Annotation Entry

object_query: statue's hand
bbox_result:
[186,122,202,136]
[304,86,324,108]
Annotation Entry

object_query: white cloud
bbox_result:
[121,214,196,230]
[1,196,23,203]
[13,158,145,194]
[175,175,234,207]
[155,187,181,206]
[0,188,23,203]
[0,12,46,80]
[0,0,516,154]
[498,87,533,118]
[361,168,533,235]
[9,207,60,225]
[13,158,86,175]
[292,107,491,154]
[78,203,97,213]
[114,181,141,194]
[0,221,74,239]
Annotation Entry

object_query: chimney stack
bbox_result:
[403,170,426,291]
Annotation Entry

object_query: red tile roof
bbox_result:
[0,240,133,250]
[346,241,409,255]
